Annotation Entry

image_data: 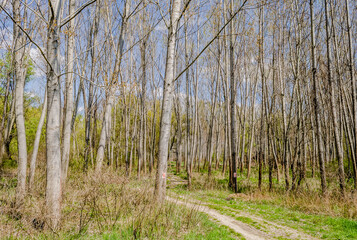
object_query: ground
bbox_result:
[166,169,357,240]
[1,163,357,239]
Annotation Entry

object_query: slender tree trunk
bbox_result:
[184,15,192,189]
[345,0,357,190]
[1,95,16,159]
[247,74,258,179]
[13,0,28,206]
[46,0,64,229]
[191,12,200,178]
[139,2,148,177]
[61,0,75,186]
[228,0,238,193]
[324,0,345,195]
[28,91,47,191]
[258,5,264,191]
[84,0,100,171]
[154,0,181,202]
[0,72,12,162]
[174,93,182,174]
[150,92,157,174]
[310,0,327,195]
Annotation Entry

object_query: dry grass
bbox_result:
[226,189,357,219]
[183,171,357,220]
[0,164,205,239]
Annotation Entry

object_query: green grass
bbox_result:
[6,212,240,240]
[170,186,357,240]
[182,213,244,240]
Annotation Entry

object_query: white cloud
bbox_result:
[29,47,46,78]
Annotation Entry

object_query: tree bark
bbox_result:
[229,0,238,193]
[154,0,181,202]
[61,0,76,186]
[13,0,28,206]
[344,0,357,190]
[310,0,327,195]
[46,0,64,229]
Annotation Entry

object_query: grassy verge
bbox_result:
[170,182,357,240]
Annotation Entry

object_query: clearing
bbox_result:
[167,173,320,240]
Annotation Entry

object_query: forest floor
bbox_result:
[0,166,241,239]
[166,168,357,240]
[1,159,357,239]
[167,173,317,240]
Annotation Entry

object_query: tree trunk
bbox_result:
[13,0,28,206]
[46,0,64,229]
[154,0,181,202]
[84,0,100,171]
[184,14,192,189]
[310,0,327,195]
[344,0,357,190]
[61,0,75,186]
[229,0,238,193]
[28,91,47,191]
[324,0,345,195]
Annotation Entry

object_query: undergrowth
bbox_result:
[0,166,237,239]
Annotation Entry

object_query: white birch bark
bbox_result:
[13,0,28,206]
[46,0,64,228]
[154,0,181,202]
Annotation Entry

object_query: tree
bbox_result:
[61,0,76,186]
[95,0,130,172]
[13,0,29,206]
[310,0,326,195]
[45,0,64,229]
[154,0,182,202]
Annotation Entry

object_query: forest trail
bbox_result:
[167,174,318,240]
[166,196,269,240]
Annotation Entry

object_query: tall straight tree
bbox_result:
[138,0,149,177]
[154,0,182,202]
[229,0,237,193]
[344,0,357,189]
[184,11,192,188]
[84,0,101,170]
[258,4,263,190]
[61,0,76,185]
[310,0,326,195]
[13,0,28,206]
[46,0,64,229]
[323,0,345,195]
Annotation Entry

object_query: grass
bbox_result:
[23,213,241,240]
[3,157,357,239]
[0,165,239,240]
[169,170,357,240]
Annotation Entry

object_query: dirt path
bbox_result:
[166,196,269,240]
[167,174,318,239]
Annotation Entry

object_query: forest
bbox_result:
[0,0,357,239]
